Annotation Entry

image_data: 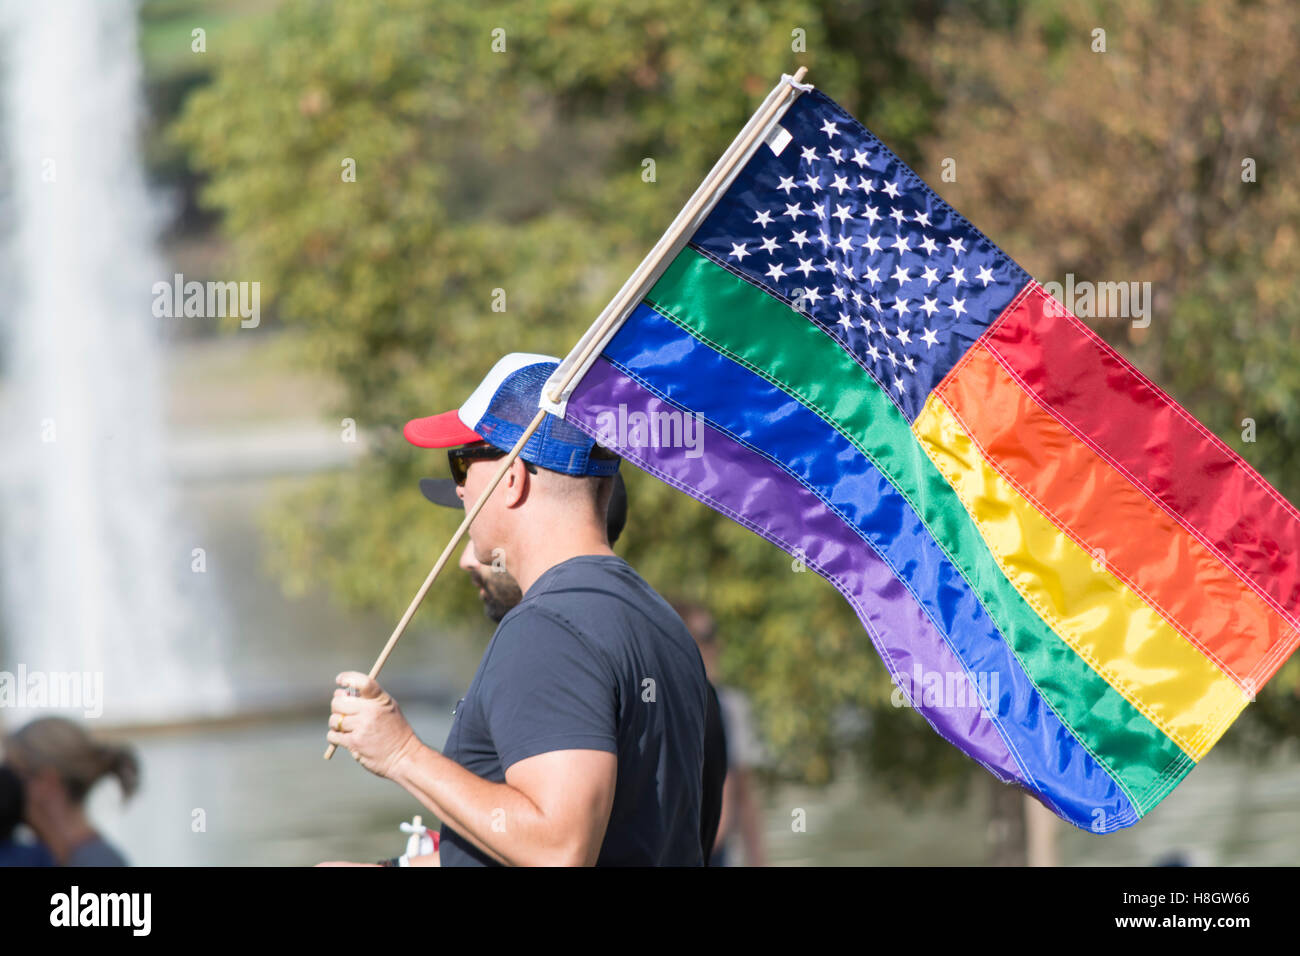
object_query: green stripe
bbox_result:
[645,246,1193,813]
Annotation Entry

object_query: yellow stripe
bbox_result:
[913,394,1248,760]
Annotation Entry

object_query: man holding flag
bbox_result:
[326,353,711,866]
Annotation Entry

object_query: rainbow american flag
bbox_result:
[550,84,1300,831]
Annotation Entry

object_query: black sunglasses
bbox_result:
[447,442,537,486]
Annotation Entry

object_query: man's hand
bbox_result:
[327,672,421,779]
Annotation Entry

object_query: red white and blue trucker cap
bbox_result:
[403,352,620,478]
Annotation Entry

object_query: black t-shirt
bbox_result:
[439,554,710,866]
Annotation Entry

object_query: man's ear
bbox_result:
[502,458,532,509]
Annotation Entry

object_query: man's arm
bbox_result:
[328,672,617,867]
[388,744,616,866]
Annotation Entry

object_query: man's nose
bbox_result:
[458,541,476,573]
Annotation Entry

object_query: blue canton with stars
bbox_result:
[689,88,1030,423]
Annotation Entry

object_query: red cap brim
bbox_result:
[403,410,483,448]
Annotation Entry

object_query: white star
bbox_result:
[894,376,906,394]
[790,229,810,249]
[861,204,881,225]
[728,243,750,262]
[862,265,881,286]
[889,207,906,227]
[759,236,779,254]
[866,343,882,361]
[805,174,824,193]
[800,286,824,305]
[948,236,967,255]
[949,297,967,317]
[833,204,853,225]
[851,291,865,307]
[784,203,805,220]
[826,259,841,277]
[886,350,899,367]
[817,231,832,249]
[837,312,853,329]
[830,283,847,300]
[851,149,870,168]
[882,181,901,198]
[857,177,875,193]
[890,234,911,254]
[897,327,912,345]
[921,327,939,348]
[976,265,995,286]
[828,147,844,163]
[794,257,816,277]
[821,119,840,139]
[891,298,910,317]
[920,296,939,317]
[870,295,885,313]
[919,235,939,255]
[890,264,910,285]
[835,233,854,254]
[800,145,819,163]
[950,267,967,287]
[754,209,773,228]
[913,211,931,227]
[765,263,787,282]
[777,176,797,194]
[830,174,850,194]
[921,266,940,287]
[861,234,883,255]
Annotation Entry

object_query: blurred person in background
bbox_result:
[3,716,137,866]
[0,764,53,866]
[672,600,767,867]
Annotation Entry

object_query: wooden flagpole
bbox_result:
[325,67,810,760]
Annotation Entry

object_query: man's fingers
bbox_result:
[330,694,365,716]
[335,671,382,699]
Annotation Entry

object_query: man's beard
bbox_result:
[468,565,524,623]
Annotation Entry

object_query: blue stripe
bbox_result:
[606,302,1136,829]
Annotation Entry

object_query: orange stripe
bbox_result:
[938,342,1296,691]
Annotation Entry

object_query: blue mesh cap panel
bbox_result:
[475,362,620,476]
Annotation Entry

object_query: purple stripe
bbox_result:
[569,357,1025,783]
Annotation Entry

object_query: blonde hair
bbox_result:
[5,717,139,804]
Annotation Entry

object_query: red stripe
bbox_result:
[984,282,1300,629]
[939,341,1297,688]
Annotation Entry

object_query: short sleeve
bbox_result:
[478,608,618,771]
